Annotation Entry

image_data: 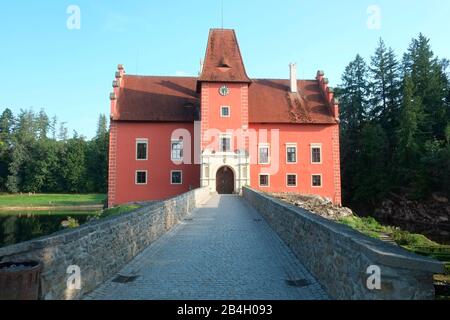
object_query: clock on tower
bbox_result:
[219,85,230,96]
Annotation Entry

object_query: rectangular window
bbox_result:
[311,145,322,164]
[136,171,147,185]
[312,174,322,187]
[287,174,297,187]
[136,139,148,160]
[221,106,230,117]
[259,145,270,164]
[220,136,231,152]
[171,170,183,185]
[259,174,269,187]
[286,145,297,163]
[171,140,183,161]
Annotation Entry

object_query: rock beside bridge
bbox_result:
[270,193,354,220]
[374,193,450,225]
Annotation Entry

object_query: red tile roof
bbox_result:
[198,29,251,84]
[113,75,336,124]
[248,79,336,124]
[114,75,200,122]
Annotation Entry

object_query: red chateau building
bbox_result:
[108,29,341,208]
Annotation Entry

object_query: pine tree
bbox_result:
[36,109,49,140]
[403,34,448,141]
[96,114,108,137]
[394,76,424,190]
[352,123,389,204]
[58,122,68,141]
[370,39,401,133]
[50,116,57,140]
[339,54,370,131]
[337,55,371,203]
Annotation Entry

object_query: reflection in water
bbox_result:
[0,211,97,247]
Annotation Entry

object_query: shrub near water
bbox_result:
[339,216,441,247]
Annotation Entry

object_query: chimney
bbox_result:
[289,63,297,93]
[199,59,204,76]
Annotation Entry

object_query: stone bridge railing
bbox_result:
[242,187,445,300]
[0,187,211,300]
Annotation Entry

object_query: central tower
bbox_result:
[197,29,252,194]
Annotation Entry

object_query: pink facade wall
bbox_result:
[109,80,341,206]
[111,121,200,205]
[201,82,249,151]
[249,123,341,204]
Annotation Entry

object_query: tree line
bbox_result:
[0,109,109,194]
[337,34,450,209]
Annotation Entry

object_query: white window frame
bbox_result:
[220,106,231,118]
[171,140,184,162]
[312,174,323,188]
[135,170,148,185]
[286,173,297,187]
[136,139,148,161]
[219,134,232,153]
[311,144,323,164]
[170,170,183,185]
[286,143,297,164]
[258,144,270,165]
[259,174,270,187]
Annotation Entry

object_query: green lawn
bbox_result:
[0,210,101,216]
[100,204,142,218]
[0,193,106,208]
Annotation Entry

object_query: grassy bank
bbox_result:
[340,215,450,297]
[0,193,106,208]
[98,204,142,218]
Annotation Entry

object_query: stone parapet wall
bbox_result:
[242,187,444,300]
[0,187,211,300]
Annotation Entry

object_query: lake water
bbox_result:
[0,211,99,247]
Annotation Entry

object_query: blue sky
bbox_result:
[0,1,449,138]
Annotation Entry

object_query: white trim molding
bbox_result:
[220,106,231,118]
[219,133,232,153]
[310,143,323,164]
[312,174,323,188]
[136,138,148,161]
[170,170,183,185]
[135,170,148,185]
[258,143,270,165]
[200,150,250,194]
[258,173,270,187]
[171,139,184,162]
[286,143,298,164]
[286,173,298,187]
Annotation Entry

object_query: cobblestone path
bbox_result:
[84,195,328,300]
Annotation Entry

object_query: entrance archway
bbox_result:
[216,166,235,194]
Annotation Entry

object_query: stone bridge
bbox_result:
[0,187,444,300]
[85,194,327,300]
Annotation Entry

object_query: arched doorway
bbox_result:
[216,166,234,194]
